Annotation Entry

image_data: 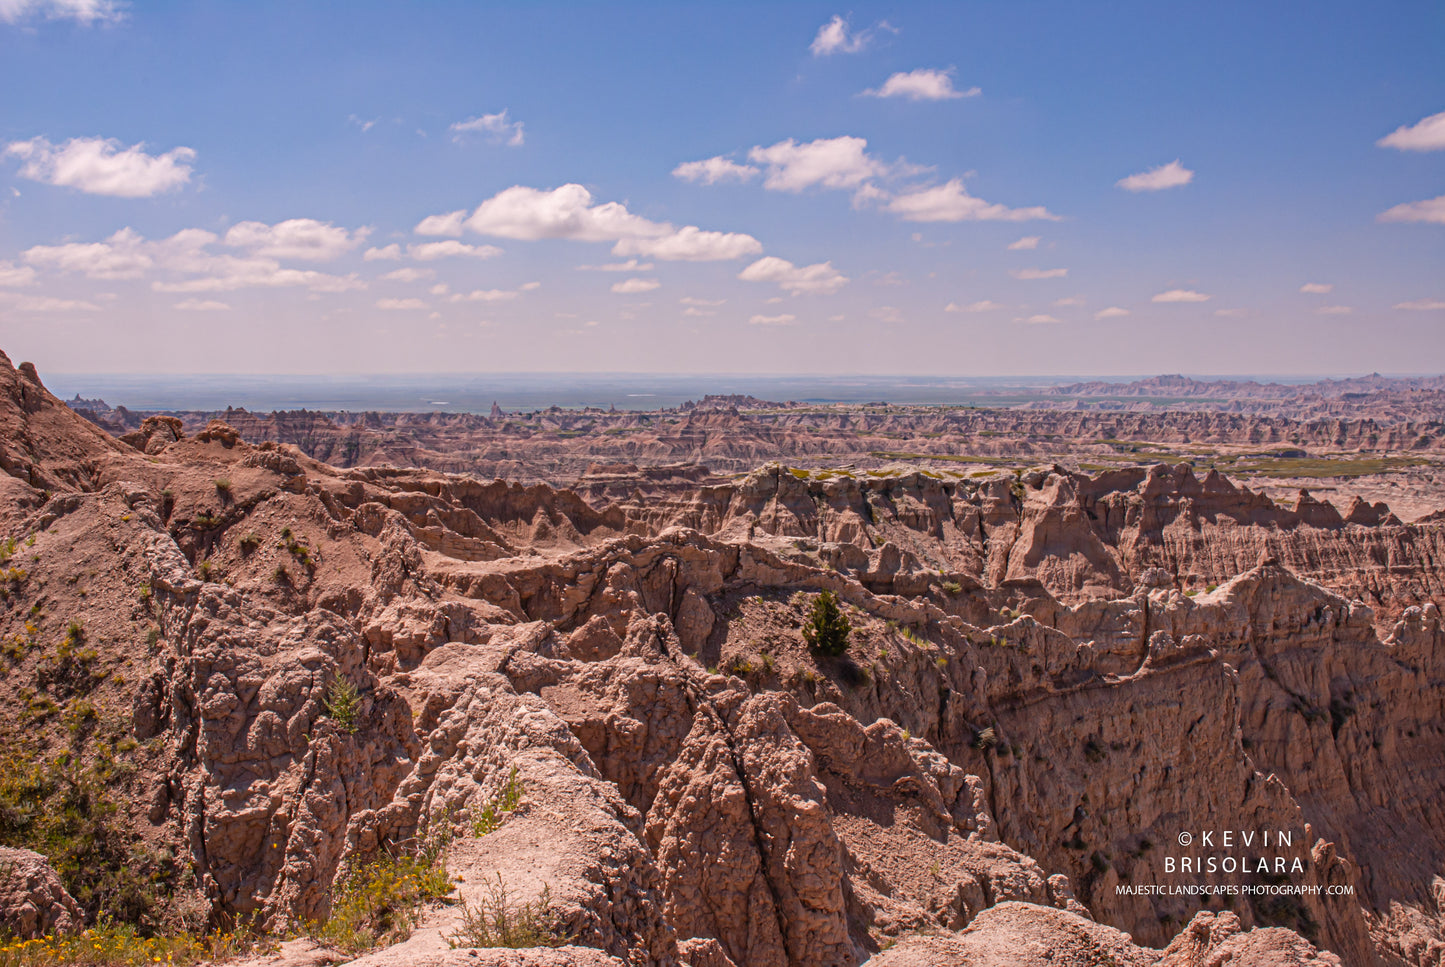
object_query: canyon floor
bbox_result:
[4,350,1445,966]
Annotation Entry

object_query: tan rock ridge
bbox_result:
[0,350,1441,966]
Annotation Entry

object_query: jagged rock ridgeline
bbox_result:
[3,350,1444,966]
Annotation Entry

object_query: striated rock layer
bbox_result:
[2,348,1443,966]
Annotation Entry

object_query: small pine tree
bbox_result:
[803,591,851,656]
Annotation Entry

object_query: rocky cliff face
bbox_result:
[4,350,1445,966]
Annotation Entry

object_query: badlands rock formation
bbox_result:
[4,348,1445,965]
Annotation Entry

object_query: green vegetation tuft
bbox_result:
[802,591,851,657]
[323,676,361,734]
[446,875,570,950]
[471,767,524,838]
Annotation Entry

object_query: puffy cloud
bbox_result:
[1053,296,1084,306]
[1117,159,1194,192]
[1299,282,1333,294]
[945,300,1003,312]
[1010,267,1068,280]
[683,306,715,317]
[577,259,654,272]
[464,184,669,242]
[0,262,38,286]
[224,219,367,261]
[173,299,230,311]
[4,136,194,197]
[680,296,725,306]
[1395,298,1445,310]
[1377,111,1445,152]
[23,227,153,279]
[1152,289,1210,303]
[1015,314,1060,324]
[1007,236,1040,250]
[408,240,503,260]
[673,156,759,184]
[415,210,467,237]
[748,136,897,193]
[379,267,434,282]
[364,245,402,261]
[437,184,756,262]
[886,179,1059,222]
[0,0,123,23]
[809,15,881,55]
[449,109,525,147]
[863,68,979,101]
[1315,305,1353,315]
[613,226,762,262]
[750,313,798,326]
[611,278,660,294]
[738,256,847,295]
[376,298,429,310]
[1093,306,1130,319]
[1378,195,1445,224]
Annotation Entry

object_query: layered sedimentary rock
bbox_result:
[3,350,1444,966]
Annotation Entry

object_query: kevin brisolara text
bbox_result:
[1116,884,1356,896]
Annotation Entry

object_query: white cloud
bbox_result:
[863,68,979,101]
[1299,282,1333,294]
[1093,306,1130,319]
[464,183,669,242]
[1315,305,1353,315]
[748,136,913,194]
[611,278,660,294]
[945,300,1004,312]
[173,299,229,311]
[871,306,903,323]
[450,289,518,303]
[4,136,193,197]
[1152,288,1211,303]
[1007,236,1040,250]
[364,244,402,261]
[809,15,882,55]
[886,179,1059,222]
[738,256,848,295]
[224,219,367,261]
[1395,298,1445,310]
[578,259,655,272]
[0,0,124,25]
[415,210,467,237]
[613,225,762,262]
[680,296,725,306]
[380,267,434,282]
[348,115,378,133]
[1015,314,1060,324]
[0,262,38,286]
[520,281,541,291]
[1378,195,1445,225]
[23,227,153,278]
[1053,296,1084,306]
[430,283,449,296]
[1117,159,1194,193]
[376,298,429,310]
[749,313,797,326]
[673,156,760,184]
[1011,267,1068,280]
[683,306,715,317]
[1378,111,1445,152]
[449,109,525,147]
[408,240,503,261]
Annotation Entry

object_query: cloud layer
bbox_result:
[1117,159,1194,192]
[5,136,195,197]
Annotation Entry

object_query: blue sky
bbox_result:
[0,0,1441,375]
